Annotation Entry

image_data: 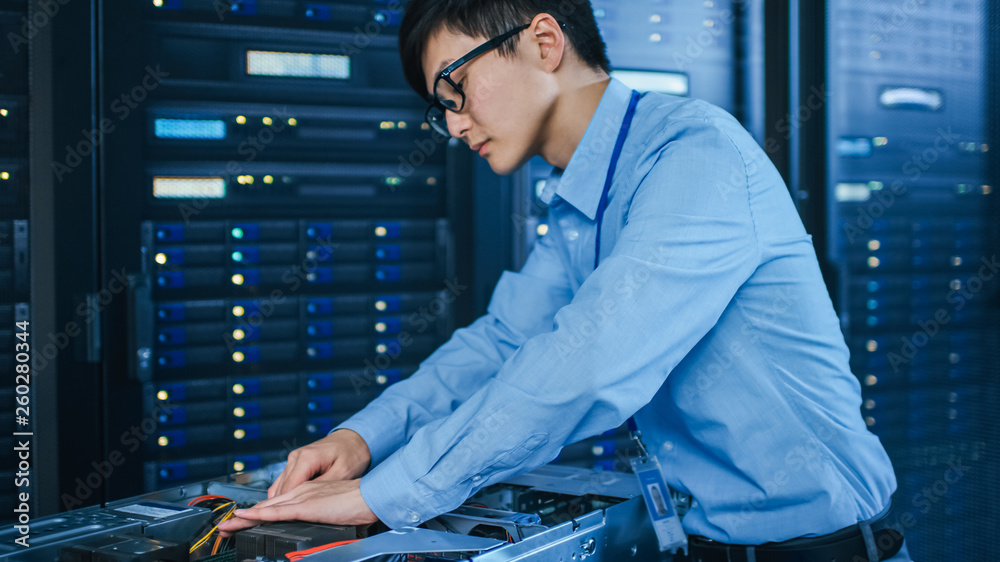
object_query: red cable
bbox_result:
[286,539,361,561]
[187,494,232,506]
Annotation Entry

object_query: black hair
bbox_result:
[399,0,611,99]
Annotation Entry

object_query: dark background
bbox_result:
[0,0,996,559]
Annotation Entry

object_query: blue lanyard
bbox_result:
[589,90,646,453]
[593,89,642,270]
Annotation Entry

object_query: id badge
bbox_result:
[631,455,688,554]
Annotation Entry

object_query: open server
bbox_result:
[0,464,670,562]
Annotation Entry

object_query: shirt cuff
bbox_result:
[333,407,401,467]
[359,451,434,529]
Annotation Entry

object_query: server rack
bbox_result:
[0,0,31,525]
[821,1,998,558]
[987,4,1000,551]
[86,0,474,503]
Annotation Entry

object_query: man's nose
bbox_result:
[446,110,471,140]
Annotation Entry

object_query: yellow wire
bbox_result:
[190,506,236,552]
[189,503,237,553]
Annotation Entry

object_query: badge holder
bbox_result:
[629,426,688,555]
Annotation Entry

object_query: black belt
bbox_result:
[687,506,904,562]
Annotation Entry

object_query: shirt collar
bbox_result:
[539,78,634,221]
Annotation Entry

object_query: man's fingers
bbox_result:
[275,459,350,494]
[267,455,297,498]
[252,483,309,510]
[218,502,300,537]
[313,463,351,482]
[218,491,302,535]
[273,471,308,497]
[220,479,376,534]
[217,515,263,536]
[267,474,285,499]
[265,431,370,498]
[233,503,301,523]
[271,454,330,497]
[269,466,302,498]
[267,470,297,499]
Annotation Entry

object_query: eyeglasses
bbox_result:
[424,23,532,138]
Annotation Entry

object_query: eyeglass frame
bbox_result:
[423,22,535,137]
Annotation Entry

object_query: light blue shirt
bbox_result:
[338,78,896,543]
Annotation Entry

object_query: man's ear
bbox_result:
[529,13,566,73]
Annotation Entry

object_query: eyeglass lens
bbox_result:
[426,105,450,136]
[434,77,464,112]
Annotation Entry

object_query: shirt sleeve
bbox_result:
[358,117,765,529]
[334,228,576,466]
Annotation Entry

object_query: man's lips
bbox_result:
[471,140,490,156]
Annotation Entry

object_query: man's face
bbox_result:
[422,26,555,176]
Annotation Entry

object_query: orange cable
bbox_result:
[285,539,361,561]
[188,494,232,506]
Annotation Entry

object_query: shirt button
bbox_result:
[409,512,420,523]
[662,441,675,452]
[565,230,580,242]
[472,475,482,482]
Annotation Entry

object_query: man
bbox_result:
[221,2,910,560]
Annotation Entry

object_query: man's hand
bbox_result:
[268,429,372,499]
[217,479,377,536]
